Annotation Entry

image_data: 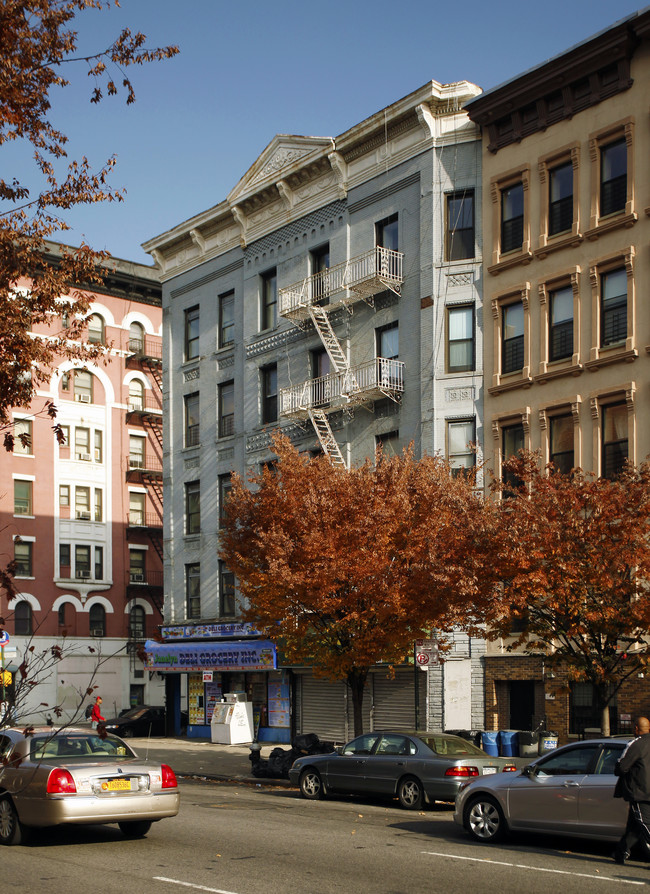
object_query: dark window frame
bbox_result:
[184,306,200,361]
[218,380,235,438]
[446,190,475,260]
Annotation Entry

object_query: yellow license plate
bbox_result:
[102,778,131,792]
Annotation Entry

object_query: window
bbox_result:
[601,267,627,346]
[59,484,70,507]
[260,269,277,331]
[376,214,398,251]
[94,430,103,463]
[549,286,574,362]
[600,138,626,217]
[550,415,574,474]
[502,302,524,373]
[129,321,145,353]
[13,419,32,455]
[446,191,475,260]
[448,419,476,477]
[75,545,91,578]
[128,379,144,412]
[61,371,70,392]
[219,292,235,349]
[548,161,573,236]
[94,488,103,523]
[183,393,200,447]
[129,435,145,469]
[129,492,145,526]
[219,561,235,617]
[74,427,91,461]
[58,602,71,628]
[447,306,474,373]
[129,549,146,582]
[310,348,331,408]
[186,563,201,619]
[184,306,200,361]
[14,480,32,516]
[602,403,627,479]
[87,314,105,344]
[311,244,330,304]
[129,606,146,640]
[59,425,69,446]
[376,323,399,360]
[261,364,278,425]
[89,603,106,637]
[185,481,200,535]
[219,473,232,528]
[501,182,524,253]
[376,430,399,457]
[502,423,525,495]
[74,369,93,403]
[94,546,104,581]
[75,486,91,520]
[14,541,33,577]
[218,380,235,438]
[59,543,71,575]
[14,602,32,636]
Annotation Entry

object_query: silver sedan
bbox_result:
[289,730,517,809]
[0,726,180,845]
[454,737,631,843]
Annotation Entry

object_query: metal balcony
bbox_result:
[279,247,403,323]
[280,357,404,420]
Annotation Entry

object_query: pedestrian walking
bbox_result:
[90,696,105,729]
[613,716,650,864]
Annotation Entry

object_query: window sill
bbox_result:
[488,373,534,395]
[534,360,583,384]
[534,230,583,259]
[585,345,638,371]
[488,249,534,276]
[584,211,637,241]
[13,514,35,520]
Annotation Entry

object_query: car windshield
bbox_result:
[30,733,136,761]
[120,708,150,720]
[418,736,485,756]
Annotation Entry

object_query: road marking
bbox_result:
[154,878,241,894]
[421,852,644,885]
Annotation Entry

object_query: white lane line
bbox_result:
[154,878,242,894]
[421,852,644,886]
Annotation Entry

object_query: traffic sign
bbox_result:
[415,639,439,671]
[0,631,9,646]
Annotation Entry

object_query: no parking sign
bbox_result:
[415,639,439,670]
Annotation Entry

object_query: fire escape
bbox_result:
[278,246,405,466]
[125,333,164,656]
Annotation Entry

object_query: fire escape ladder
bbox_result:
[143,357,162,392]
[146,531,164,562]
[308,409,346,468]
[146,416,163,448]
[143,472,163,507]
[308,305,348,373]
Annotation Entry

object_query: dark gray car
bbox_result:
[454,737,632,843]
[288,731,517,809]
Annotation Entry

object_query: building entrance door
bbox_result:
[509,680,535,730]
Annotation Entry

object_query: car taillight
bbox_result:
[161,764,178,789]
[46,768,77,794]
[502,764,518,772]
[445,766,479,777]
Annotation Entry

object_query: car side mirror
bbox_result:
[522,764,536,778]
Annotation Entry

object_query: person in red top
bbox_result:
[90,696,105,728]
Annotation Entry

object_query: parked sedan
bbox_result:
[104,706,166,738]
[454,737,631,844]
[0,727,180,845]
[288,731,517,809]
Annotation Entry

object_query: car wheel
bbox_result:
[118,820,152,838]
[397,776,423,810]
[465,795,506,842]
[0,796,23,846]
[299,768,325,800]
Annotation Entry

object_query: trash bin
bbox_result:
[481,731,499,756]
[539,732,559,754]
[518,730,539,758]
[498,730,519,757]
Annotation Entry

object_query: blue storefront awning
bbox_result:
[143,639,277,673]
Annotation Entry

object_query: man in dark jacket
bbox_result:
[613,716,650,864]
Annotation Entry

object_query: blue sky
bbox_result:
[19,0,646,266]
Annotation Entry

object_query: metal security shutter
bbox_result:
[298,673,348,743]
[371,667,426,730]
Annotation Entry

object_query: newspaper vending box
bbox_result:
[210,691,254,744]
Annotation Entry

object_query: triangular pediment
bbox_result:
[228,135,333,205]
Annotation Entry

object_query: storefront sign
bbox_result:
[143,639,277,672]
[160,622,260,640]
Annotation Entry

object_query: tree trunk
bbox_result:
[347,668,369,737]
[600,702,611,737]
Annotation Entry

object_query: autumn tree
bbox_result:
[0,0,178,433]
[220,434,497,737]
[482,452,650,736]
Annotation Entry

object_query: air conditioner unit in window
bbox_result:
[14,506,30,515]
[77,452,92,461]
[90,627,104,637]
[76,569,91,579]
[130,573,145,582]
[76,510,91,520]
[76,394,91,403]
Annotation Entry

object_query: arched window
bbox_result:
[129,605,146,640]
[89,604,106,638]
[128,379,144,412]
[15,601,32,636]
[58,602,75,633]
[87,314,105,345]
[129,321,145,354]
